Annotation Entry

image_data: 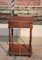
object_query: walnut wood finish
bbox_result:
[8,16,33,57]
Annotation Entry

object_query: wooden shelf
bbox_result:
[8,44,32,56]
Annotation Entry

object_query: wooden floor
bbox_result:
[0,36,42,60]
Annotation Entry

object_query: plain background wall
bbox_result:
[0,24,42,37]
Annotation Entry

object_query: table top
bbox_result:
[8,16,33,23]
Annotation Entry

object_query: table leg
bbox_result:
[11,28,13,44]
[29,27,32,53]
[9,27,11,52]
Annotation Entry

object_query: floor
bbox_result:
[0,36,42,60]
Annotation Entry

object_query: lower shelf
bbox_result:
[8,44,32,57]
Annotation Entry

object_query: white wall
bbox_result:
[0,24,42,37]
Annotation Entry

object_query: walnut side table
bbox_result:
[8,16,33,57]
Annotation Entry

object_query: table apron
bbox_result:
[8,22,33,28]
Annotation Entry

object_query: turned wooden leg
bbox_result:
[9,27,11,52]
[29,27,32,53]
[9,28,13,55]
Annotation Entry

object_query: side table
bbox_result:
[8,16,33,57]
